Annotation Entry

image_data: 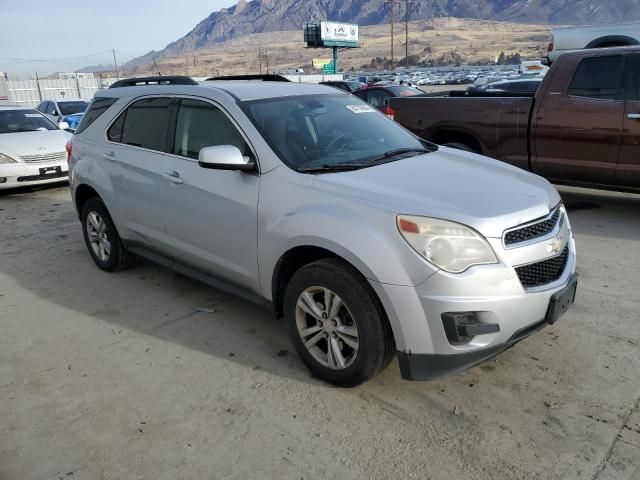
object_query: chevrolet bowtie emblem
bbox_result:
[549,234,566,254]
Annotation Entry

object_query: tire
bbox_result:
[443,142,477,153]
[81,197,135,272]
[284,258,393,387]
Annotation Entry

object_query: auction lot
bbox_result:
[1,183,639,480]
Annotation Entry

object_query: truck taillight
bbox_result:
[547,36,554,52]
[65,140,72,164]
[384,105,395,120]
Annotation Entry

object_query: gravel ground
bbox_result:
[1,183,639,480]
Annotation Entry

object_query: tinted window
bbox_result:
[568,56,624,100]
[75,97,117,134]
[46,102,57,115]
[173,99,249,159]
[365,89,391,107]
[624,54,640,101]
[58,101,89,115]
[115,97,172,151]
[107,113,125,142]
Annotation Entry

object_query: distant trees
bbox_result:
[495,52,521,65]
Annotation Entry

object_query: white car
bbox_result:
[0,106,72,189]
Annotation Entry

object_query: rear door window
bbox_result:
[109,97,172,151]
[568,55,625,100]
[75,97,117,134]
[365,89,391,107]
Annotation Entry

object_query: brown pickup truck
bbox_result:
[390,46,640,192]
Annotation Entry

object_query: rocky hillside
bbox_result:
[124,0,640,69]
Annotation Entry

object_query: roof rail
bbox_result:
[109,75,199,89]
[205,74,291,82]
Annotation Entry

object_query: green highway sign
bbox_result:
[322,63,335,73]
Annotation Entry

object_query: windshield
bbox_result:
[0,109,58,134]
[58,101,89,115]
[241,94,433,171]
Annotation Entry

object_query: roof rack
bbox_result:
[109,76,199,89]
[205,74,291,82]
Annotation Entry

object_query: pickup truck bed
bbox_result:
[391,46,640,193]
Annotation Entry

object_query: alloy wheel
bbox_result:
[295,286,359,370]
[86,211,111,262]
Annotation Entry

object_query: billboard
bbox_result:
[320,21,358,44]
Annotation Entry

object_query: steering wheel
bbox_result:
[325,134,354,152]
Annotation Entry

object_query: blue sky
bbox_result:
[0,0,236,75]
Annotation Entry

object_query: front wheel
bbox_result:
[284,258,394,387]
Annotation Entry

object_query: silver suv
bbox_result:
[69,76,577,386]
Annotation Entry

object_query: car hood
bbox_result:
[311,147,561,238]
[0,130,72,159]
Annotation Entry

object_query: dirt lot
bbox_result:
[1,183,639,480]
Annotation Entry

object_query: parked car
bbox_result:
[68,76,577,386]
[0,106,72,189]
[61,112,84,133]
[353,85,424,116]
[546,22,640,63]
[390,46,640,192]
[482,79,542,95]
[319,80,365,93]
[36,99,89,123]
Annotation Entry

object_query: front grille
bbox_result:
[515,246,569,288]
[505,208,561,246]
[20,152,66,163]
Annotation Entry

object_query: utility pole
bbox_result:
[258,46,262,74]
[390,2,394,69]
[265,44,269,74]
[112,49,120,80]
[405,0,409,68]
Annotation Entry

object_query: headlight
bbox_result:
[397,215,498,273]
[0,153,17,164]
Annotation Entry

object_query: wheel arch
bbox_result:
[585,35,639,49]
[423,128,484,154]
[74,184,102,218]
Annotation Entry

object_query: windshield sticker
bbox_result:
[25,113,42,118]
[346,104,376,114]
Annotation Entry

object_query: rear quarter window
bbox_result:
[74,97,118,134]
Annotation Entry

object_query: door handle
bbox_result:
[163,171,183,185]
[628,113,640,120]
[102,151,116,162]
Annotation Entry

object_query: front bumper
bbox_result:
[369,237,577,381]
[0,161,68,189]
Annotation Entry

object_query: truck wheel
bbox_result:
[284,258,393,387]
[81,197,135,272]
[444,142,477,153]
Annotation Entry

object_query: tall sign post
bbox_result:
[304,21,359,74]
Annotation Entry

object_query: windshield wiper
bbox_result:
[363,147,432,165]
[297,163,372,174]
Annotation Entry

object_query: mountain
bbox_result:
[124,0,640,69]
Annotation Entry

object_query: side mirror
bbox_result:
[58,121,70,130]
[198,145,255,171]
[52,111,59,116]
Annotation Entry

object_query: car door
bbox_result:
[160,97,260,294]
[533,54,626,186]
[616,54,640,189]
[104,96,173,248]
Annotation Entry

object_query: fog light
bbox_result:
[441,312,500,345]
[0,177,6,183]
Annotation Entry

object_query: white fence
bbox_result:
[3,74,345,108]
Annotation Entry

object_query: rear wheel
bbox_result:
[81,197,135,272]
[284,258,393,387]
